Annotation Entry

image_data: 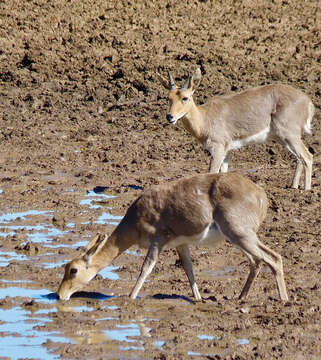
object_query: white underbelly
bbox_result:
[228,127,271,151]
[164,223,226,250]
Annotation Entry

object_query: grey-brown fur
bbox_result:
[164,69,314,190]
[58,172,288,302]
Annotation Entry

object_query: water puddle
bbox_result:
[0,285,122,358]
[80,190,116,209]
[190,333,250,357]
[237,338,250,345]
[95,212,123,226]
[0,186,171,359]
[154,340,166,349]
[0,286,64,360]
[0,209,68,247]
[0,189,124,272]
[197,334,215,340]
[0,307,64,360]
[188,351,202,356]
[71,190,123,227]
[104,321,151,350]
[1,279,33,284]
[0,209,49,223]
[99,265,120,280]
[0,189,122,249]
[0,187,124,273]
[0,287,55,299]
[42,260,66,269]
[0,251,28,266]
[0,285,156,356]
[0,281,161,358]
[196,333,250,346]
[57,317,152,350]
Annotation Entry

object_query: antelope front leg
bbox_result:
[176,244,202,301]
[209,144,226,173]
[129,241,163,299]
[220,152,230,173]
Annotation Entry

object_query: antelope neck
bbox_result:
[182,103,205,140]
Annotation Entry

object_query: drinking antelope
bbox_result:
[58,172,288,302]
[162,69,314,190]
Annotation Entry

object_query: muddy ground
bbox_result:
[0,0,320,359]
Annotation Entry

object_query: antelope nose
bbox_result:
[166,114,174,122]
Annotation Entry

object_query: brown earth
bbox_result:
[0,0,320,359]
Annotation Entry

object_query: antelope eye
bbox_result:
[70,268,78,275]
[182,97,189,102]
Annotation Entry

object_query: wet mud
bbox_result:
[0,0,320,359]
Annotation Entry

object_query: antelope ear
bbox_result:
[191,67,202,90]
[86,234,100,251]
[84,234,109,265]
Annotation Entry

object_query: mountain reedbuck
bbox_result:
[58,173,288,302]
[163,69,314,190]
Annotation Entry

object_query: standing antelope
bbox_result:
[163,69,314,190]
[58,172,288,302]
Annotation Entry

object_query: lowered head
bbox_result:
[57,234,109,300]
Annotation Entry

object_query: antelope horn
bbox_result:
[168,71,176,90]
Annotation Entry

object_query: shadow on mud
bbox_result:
[92,185,110,194]
[41,292,60,300]
[92,184,144,194]
[45,291,196,303]
[42,291,115,301]
[71,291,115,300]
